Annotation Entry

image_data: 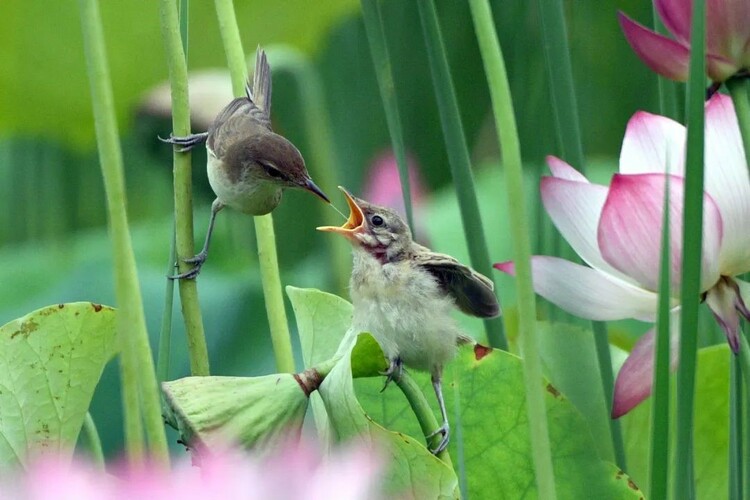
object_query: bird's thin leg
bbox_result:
[426,369,450,455]
[158,131,209,152]
[380,357,403,392]
[170,199,225,280]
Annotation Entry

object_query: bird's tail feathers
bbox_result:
[249,46,272,116]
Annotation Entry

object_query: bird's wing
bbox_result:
[412,249,500,318]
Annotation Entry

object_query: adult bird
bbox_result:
[318,187,500,454]
[162,48,330,279]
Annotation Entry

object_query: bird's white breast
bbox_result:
[206,152,282,215]
[350,250,463,372]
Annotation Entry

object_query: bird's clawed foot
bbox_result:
[380,357,403,392]
[169,251,208,280]
[158,132,209,152]
[426,421,450,455]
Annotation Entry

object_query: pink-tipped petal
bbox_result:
[655,0,691,43]
[598,174,723,293]
[706,0,750,62]
[704,95,750,276]
[619,110,685,176]
[540,177,637,285]
[546,155,589,182]
[705,280,741,353]
[612,315,680,418]
[495,257,659,322]
[619,12,691,81]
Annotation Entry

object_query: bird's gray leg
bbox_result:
[158,131,209,152]
[170,199,225,280]
[380,357,403,392]
[426,369,450,455]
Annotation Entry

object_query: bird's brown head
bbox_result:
[317,187,412,261]
[239,131,329,203]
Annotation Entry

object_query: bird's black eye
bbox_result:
[262,163,285,179]
[371,215,384,226]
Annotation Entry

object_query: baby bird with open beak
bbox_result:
[318,187,500,454]
[161,48,330,279]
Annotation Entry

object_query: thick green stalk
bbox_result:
[82,412,105,470]
[213,0,295,373]
[468,1,555,497]
[649,176,671,500]
[415,0,506,350]
[726,77,750,171]
[394,371,453,467]
[729,356,743,500]
[157,230,176,382]
[78,0,169,461]
[674,0,706,496]
[159,0,210,376]
[536,0,624,469]
[741,334,750,400]
[360,0,414,229]
[263,46,350,295]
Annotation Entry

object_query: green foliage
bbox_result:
[0,303,117,467]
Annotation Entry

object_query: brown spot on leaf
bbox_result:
[58,304,64,309]
[628,479,638,490]
[11,319,39,339]
[615,470,624,479]
[474,344,492,360]
[545,383,561,398]
[92,303,103,312]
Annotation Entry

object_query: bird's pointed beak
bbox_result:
[303,178,331,204]
[316,186,365,238]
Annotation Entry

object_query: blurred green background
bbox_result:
[0,0,661,456]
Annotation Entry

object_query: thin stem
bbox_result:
[536,0,624,469]
[468,1,555,497]
[78,0,169,462]
[212,2,296,373]
[652,6,680,121]
[729,354,743,500]
[159,0,210,376]
[674,0,706,496]
[415,0,506,350]
[726,77,750,171]
[360,0,414,229]
[394,371,453,467]
[157,229,176,382]
[740,333,750,400]
[82,412,105,470]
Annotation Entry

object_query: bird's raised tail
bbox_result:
[248,46,272,116]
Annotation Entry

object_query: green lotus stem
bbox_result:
[360,0,414,230]
[213,0,295,373]
[415,0,506,350]
[262,46,350,295]
[395,371,453,467]
[468,1,556,497]
[729,356,742,500]
[726,77,750,172]
[83,412,105,470]
[157,229,176,382]
[741,334,750,401]
[158,0,210,377]
[674,0,706,496]
[536,0,624,469]
[78,0,169,462]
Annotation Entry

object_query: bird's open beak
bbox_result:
[303,178,331,204]
[316,186,365,238]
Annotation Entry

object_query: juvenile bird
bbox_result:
[162,48,330,279]
[318,187,500,454]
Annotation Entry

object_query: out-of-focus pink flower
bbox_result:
[619,0,750,82]
[3,441,381,500]
[495,94,750,417]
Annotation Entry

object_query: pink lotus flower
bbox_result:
[1,441,381,500]
[619,0,750,82]
[495,94,750,417]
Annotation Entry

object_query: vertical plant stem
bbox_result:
[157,230,176,382]
[652,6,680,120]
[674,0,706,497]
[650,176,672,499]
[78,0,169,462]
[536,0,624,469]
[468,1,555,497]
[82,412,105,470]
[159,0,210,376]
[415,0,507,350]
[264,46,350,295]
[729,355,743,500]
[360,0,414,229]
[213,0,296,373]
[726,77,750,170]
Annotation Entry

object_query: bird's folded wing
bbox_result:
[412,250,500,318]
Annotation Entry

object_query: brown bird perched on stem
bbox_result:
[318,187,500,454]
[161,48,330,279]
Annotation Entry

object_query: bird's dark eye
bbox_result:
[371,215,384,226]
[262,163,285,179]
